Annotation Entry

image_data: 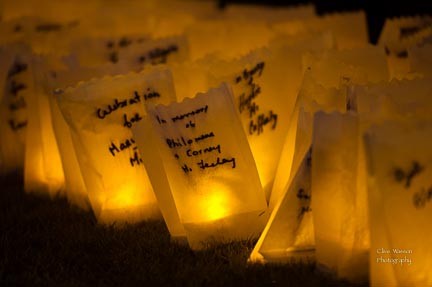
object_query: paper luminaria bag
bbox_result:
[44,33,189,209]
[205,34,334,202]
[207,50,296,201]
[249,79,346,264]
[23,56,66,197]
[364,120,432,287]
[308,77,432,281]
[249,147,314,263]
[45,63,137,210]
[21,31,188,200]
[57,67,176,223]
[311,112,369,282]
[270,45,389,210]
[253,46,388,271]
[269,73,345,211]
[198,32,334,203]
[133,83,267,249]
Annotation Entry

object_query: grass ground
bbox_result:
[0,171,367,286]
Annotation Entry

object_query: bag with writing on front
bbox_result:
[203,33,334,202]
[271,45,389,209]
[249,146,314,263]
[44,36,186,209]
[57,67,176,223]
[133,83,267,249]
[364,120,432,287]
[43,59,146,209]
[312,76,432,283]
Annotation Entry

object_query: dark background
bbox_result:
[220,0,432,43]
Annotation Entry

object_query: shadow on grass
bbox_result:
[0,170,366,286]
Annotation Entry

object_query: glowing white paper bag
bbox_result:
[49,87,88,209]
[207,50,294,200]
[24,56,65,197]
[132,116,186,240]
[364,120,432,287]
[57,68,175,223]
[45,63,131,210]
[269,74,346,209]
[271,45,389,209]
[249,147,314,263]
[249,79,344,264]
[206,37,333,201]
[311,112,369,282]
[45,53,171,209]
[135,83,267,249]
[0,46,32,174]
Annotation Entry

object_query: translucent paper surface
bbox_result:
[312,112,369,282]
[250,148,314,263]
[57,68,176,223]
[135,83,267,249]
[24,56,65,197]
[271,46,389,209]
[365,121,432,287]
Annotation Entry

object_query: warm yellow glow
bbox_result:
[206,193,228,221]
[104,185,138,210]
[201,183,231,222]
